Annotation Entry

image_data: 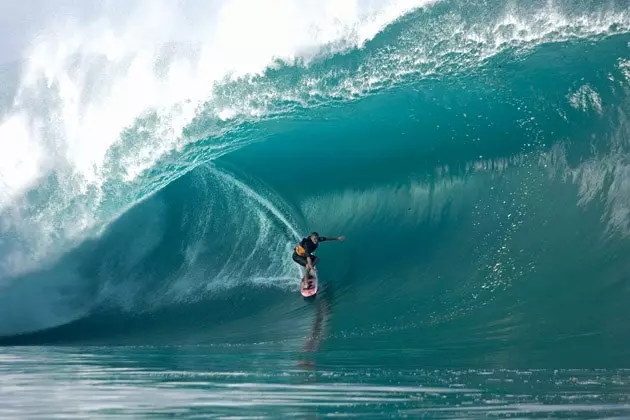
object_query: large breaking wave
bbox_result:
[1,0,630,367]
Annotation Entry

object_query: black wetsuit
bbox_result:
[292,236,328,267]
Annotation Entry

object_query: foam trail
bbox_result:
[201,164,303,290]
[208,165,301,240]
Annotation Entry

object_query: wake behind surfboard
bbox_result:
[300,269,318,298]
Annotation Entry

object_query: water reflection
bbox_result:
[298,294,331,370]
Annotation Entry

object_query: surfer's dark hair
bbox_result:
[311,232,320,238]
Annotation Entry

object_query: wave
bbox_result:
[1,0,627,276]
[0,0,630,365]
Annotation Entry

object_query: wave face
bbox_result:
[1,0,630,367]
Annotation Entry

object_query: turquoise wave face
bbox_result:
[1,0,630,369]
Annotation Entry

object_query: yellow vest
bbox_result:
[295,244,307,256]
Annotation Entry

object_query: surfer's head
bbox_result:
[310,232,320,243]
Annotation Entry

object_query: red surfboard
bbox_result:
[300,269,318,297]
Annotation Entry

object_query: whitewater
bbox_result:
[2,0,630,417]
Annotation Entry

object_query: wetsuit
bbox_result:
[292,236,328,267]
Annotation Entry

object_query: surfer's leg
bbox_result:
[293,253,310,283]
[292,252,307,267]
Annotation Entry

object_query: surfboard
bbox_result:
[300,269,318,297]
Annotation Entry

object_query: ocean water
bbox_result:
[2,0,630,417]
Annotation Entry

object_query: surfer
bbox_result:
[293,232,345,288]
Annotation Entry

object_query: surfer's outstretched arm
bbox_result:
[321,235,345,242]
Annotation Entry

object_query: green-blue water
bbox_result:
[2,0,630,417]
